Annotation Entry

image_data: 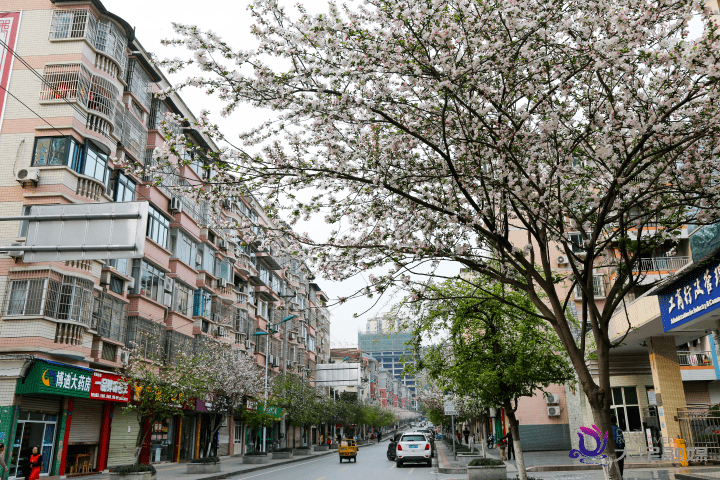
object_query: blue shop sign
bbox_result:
[659,259,720,332]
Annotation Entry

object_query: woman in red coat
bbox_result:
[28,447,42,480]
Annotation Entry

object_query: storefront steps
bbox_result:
[73,442,380,480]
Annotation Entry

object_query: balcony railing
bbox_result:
[638,256,690,272]
[678,351,714,367]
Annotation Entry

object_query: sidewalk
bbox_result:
[80,442,381,480]
[435,441,718,477]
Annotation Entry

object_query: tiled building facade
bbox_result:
[0,0,331,475]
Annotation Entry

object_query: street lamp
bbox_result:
[252,314,297,453]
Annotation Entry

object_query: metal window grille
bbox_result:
[149,99,183,134]
[166,330,193,364]
[40,63,91,105]
[125,58,152,108]
[130,100,145,122]
[121,109,148,162]
[193,333,215,354]
[126,316,165,359]
[211,299,232,325]
[94,19,127,76]
[101,342,117,361]
[113,100,126,137]
[95,292,128,343]
[88,74,118,118]
[2,270,93,325]
[49,9,97,40]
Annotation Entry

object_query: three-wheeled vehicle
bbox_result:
[339,438,357,463]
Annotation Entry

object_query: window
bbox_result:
[569,233,584,254]
[234,424,243,444]
[171,230,197,267]
[108,258,130,277]
[57,276,94,323]
[88,75,118,118]
[40,64,91,105]
[149,99,182,134]
[95,292,128,343]
[173,282,194,318]
[32,136,84,169]
[109,276,124,295]
[612,386,642,432]
[49,9,97,40]
[125,58,152,109]
[18,205,32,238]
[6,279,45,316]
[193,289,212,318]
[147,206,170,249]
[93,19,127,75]
[199,243,216,272]
[83,141,109,185]
[113,172,136,202]
[574,276,606,299]
[120,109,148,161]
[101,342,117,361]
[133,260,166,303]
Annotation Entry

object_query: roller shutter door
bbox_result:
[20,396,61,414]
[68,399,103,444]
[108,408,138,467]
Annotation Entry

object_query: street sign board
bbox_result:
[444,402,457,415]
[21,201,149,262]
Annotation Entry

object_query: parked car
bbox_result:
[396,432,433,467]
[417,428,436,449]
[386,432,403,460]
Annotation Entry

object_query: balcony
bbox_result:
[678,351,717,381]
[76,174,107,201]
[679,351,713,367]
[638,256,690,272]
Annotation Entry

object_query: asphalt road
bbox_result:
[225,437,437,480]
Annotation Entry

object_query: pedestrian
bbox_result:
[336,433,342,444]
[501,430,515,461]
[456,430,462,443]
[27,447,42,480]
[463,427,470,444]
[611,416,625,476]
[378,431,382,443]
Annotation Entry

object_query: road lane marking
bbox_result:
[236,456,328,479]
[409,467,414,474]
[316,477,326,480]
[339,466,349,471]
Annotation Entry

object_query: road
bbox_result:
[225,439,439,480]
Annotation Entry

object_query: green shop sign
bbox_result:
[16,361,92,398]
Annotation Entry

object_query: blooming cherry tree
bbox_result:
[155,1,720,477]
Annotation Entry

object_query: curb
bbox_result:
[194,441,378,480]
[526,461,683,472]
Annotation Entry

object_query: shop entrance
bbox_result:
[10,413,57,478]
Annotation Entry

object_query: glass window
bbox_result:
[133,260,166,303]
[199,243,215,272]
[171,230,197,267]
[611,386,642,432]
[32,136,84,168]
[193,289,212,317]
[125,58,152,108]
[108,258,130,277]
[173,282,194,318]
[569,233,584,254]
[147,206,170,249]
[83,141,109,185]
[49,9,97,40]
[18,205,32,238]
[114,172,136,202]
[5,279,45,316]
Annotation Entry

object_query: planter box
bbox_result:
[467,465,507,480]
[186,463,220,474]
[457,454,484,467]
[272,451,293,459]
[329,443,339,450]
[292,448,311,455]
[109,472,156,480]
[243,455,270,464]
[314,445,329,451]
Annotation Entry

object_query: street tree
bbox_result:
[154,1,720,477]
[269,375,323,446]
[411,278,575,479]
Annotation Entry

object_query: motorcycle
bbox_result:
[486,434,495,449]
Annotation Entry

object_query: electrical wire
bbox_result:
[0,84,68,137]
[0,37,88,120]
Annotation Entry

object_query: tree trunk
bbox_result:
[481,412,487,458]
[503,401,526,480]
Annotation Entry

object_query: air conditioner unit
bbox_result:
[218,278,227,288]
[245,340,252,349]
[127,277,135,290]
[547,406,561,417]
[556,255,568,265]
[164,276,175,292]
[170,196,183,214]
[545,394,560,404]
[267,354,273,364]
[212,312,221,323]
[272,357,280,368]
[195,253,203,269]
[218,239,227,251]
[100,270,112,285]
[216,326,227,337]
[220,198,232,209]
[16,167,39,185]
[163,292,172,307]
[288,332,295,341]
[119,350,130,365]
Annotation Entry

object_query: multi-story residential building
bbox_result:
[0,0,330,474]
[357,314,417,394]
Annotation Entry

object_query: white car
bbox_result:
[396,432,432,467]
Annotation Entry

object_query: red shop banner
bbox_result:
[89,371,130,403]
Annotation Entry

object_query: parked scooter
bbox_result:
[486,434,495,449]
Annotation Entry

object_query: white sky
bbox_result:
[104,0,456,347]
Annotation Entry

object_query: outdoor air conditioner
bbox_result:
[218,278,227,288]
[556,255,568,265]
[288,332,296,341]
[547,406,561,417]
[170,197,183,214]
[16,167,39,185]
[245,340,252,349]
[545,394,560,404]
[217,238,227,251]
[119,350,130,365]
[272,357,280,368]
[164,276,175,292]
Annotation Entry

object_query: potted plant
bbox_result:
[272,447,293,459]
[467,458,507,480]
[109,464,157,480]
[243,452,270,464]
[186,457,221,474]
[457,448,484,467]
[292,446,311,455]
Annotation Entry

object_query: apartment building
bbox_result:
[0,0,330,475]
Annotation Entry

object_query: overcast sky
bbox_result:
[104,0,437,347]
